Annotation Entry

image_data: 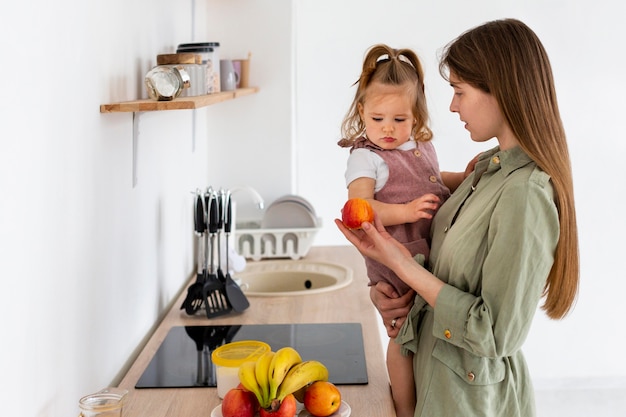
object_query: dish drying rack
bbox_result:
[234,223,321,261]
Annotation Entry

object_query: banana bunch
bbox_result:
[238,346,329,412]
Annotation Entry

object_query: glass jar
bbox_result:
[177,42,221,93]
[78,387,128,417]
[162,63,208,97]
[144,65,190,101]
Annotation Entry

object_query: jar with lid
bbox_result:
[211,340,270,398]
[144,65,190,101]
[176,42,221,93]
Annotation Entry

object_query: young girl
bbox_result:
[338,44,451,417]
[338,19,580,417]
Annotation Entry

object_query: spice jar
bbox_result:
[177,42,221,93]
[144,65,190,101]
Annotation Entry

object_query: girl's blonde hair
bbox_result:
[338,44,432,147]
[439,18,579,319]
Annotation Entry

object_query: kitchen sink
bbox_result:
[234,260,353,296]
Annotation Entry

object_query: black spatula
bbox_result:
[223,191,250,312]
[181,191,207,315]
[202,190,232,318]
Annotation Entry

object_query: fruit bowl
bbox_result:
[210,401,351,417]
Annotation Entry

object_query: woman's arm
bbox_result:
[441,152,482,193]
[335,215,445,308]
[441,171,465,193]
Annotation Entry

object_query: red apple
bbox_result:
[303,381,341,417]
[221,387,258,417]
[341,198,374,229]
[259,393,297,417]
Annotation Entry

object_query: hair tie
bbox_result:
[397,54,415,68]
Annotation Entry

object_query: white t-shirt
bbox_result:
[344,140,417,192]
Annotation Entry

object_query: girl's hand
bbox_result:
[369,282,414,337]
[404,193,441,223]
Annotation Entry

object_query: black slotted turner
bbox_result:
[180,190,207,315]
[202,190,232,318]
[223,191,250,312]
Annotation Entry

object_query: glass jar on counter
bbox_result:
[78,387,128,417]
[144,65,190,101]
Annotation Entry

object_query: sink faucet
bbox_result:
[229,186,265,210]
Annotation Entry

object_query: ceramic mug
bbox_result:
[219,59,239,91]
[232,58,250,88]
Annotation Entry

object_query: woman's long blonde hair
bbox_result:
[338,44,432,147]
[439,19,579,319]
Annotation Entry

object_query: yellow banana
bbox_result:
[268,347,302,401]
[254,351,275,409]
[275,360,329,404]
[238,360,264,406]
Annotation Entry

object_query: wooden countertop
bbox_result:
[117,245,395,417]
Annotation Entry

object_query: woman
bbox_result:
[336,18,579,416]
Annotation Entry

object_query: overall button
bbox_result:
[492,156,500,164]
[414,150,422,157]
[429,175,438,183]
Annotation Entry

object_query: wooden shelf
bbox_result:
[100,87,259,113]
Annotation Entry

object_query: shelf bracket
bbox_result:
[132,111,141,187]
[192,109,197,152]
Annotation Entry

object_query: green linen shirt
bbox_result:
[397,145,559,416]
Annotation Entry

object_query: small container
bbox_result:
[78,387,128,417]
[177,42,221,93]
[144,65,190,101]
[211,340,271,398]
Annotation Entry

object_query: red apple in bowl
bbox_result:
[341,198,374,229]
[259,393,297,417]
[221,387,258,417]
[303,381,342,416]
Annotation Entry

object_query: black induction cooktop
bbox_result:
[136,323,368,389]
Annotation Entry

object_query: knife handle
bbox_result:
[209,193,219,234]
[224,193,232,234]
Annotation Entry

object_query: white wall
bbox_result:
[0,1,293,416]
[1,1,624,416]
[294,0,626,388]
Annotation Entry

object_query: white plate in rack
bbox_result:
[210,400,351,417]
[261,200,318,229]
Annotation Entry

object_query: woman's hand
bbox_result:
[334,214,411,269]
[337,199,446,322]
[370,282,414,337]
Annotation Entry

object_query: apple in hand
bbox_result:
[304,381,342,417]
[259,393,297,417]
[221,387,258,417]
[341,198,374,229]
